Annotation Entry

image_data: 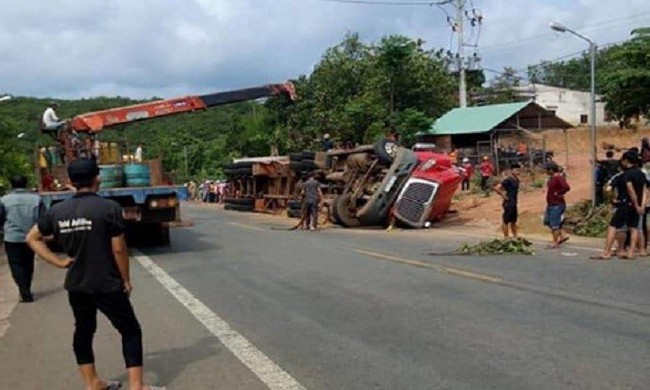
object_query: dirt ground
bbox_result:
[450,125,650,234]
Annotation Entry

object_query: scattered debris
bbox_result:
[564,200,611,238]
[457,238,536,256]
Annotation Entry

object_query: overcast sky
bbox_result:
[1,0,648,99]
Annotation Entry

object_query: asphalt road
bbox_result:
[1,203,650,389]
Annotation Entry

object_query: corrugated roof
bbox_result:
[424,101,531,136]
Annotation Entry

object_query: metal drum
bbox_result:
[99,165,124,189]
[124,163,151,187]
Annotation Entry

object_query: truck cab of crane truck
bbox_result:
[391,148,464,228]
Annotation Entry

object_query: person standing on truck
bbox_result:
[479,156,495,193]
[461,158,474,191]
[302,172,323,231]
[26,158,164,390]
[543,162,571,249]
[41,101,66,138]
[0,175,43,302]
[135,144,143,163]
[322,134,334,151]
[494,163,521,239]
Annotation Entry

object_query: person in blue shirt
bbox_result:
[0,175,44,302]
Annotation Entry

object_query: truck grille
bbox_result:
[395,181,438,225]
[396,199,426,223]
[402,182,436,203]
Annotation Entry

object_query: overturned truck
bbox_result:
[327,140,463,228]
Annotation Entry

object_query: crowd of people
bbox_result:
[185,180,231,203]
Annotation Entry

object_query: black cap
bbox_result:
[67,158,100,183]
[622,150,641,165]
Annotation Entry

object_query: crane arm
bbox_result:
[69,82,296,133]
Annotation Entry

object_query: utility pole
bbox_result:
[438,0,481,107]
[456,0,467,108]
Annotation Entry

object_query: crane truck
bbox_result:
[37,82,296,245]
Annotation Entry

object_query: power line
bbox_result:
[312,0,449,5]
[480,11,650,53]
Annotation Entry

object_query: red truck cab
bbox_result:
[392,148,464,228]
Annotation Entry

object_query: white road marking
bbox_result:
[133,251,305,390]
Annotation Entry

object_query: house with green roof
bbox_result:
[417,100,572,154]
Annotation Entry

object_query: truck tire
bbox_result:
[373,139,399,166]
[287,199,303,210]
[225,203,253,212]
[332,194,362,228]
[287,209,302,218]
[289,153,304,161]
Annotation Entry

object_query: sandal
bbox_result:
[620,255,636,261]
[105,382,123,390]
[589,255,611,261]
[558,237,570,245]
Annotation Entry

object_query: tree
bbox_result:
[599,28,650,122]
[479,67,523,105]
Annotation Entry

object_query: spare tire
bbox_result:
[332,194,362,228]
[287,209,302,219]
[373,139,399,166]
[287,199,303,210]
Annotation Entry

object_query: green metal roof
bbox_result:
[422,101,532,136]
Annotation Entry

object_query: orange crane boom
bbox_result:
[69,82,296,133]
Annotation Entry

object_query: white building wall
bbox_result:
[516,84,615,127]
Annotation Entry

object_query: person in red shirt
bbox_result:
[461,158,474,191]
[479,156,495,193]
[543,162,571,248]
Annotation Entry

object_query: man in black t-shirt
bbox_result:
[594,151,646,261]
[494,163,521,239]
[27,158,163,390]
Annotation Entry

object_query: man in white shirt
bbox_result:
[135,144,143,162]
[41,102,66,137]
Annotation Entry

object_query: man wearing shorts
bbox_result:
[494,163,521,238]
[594,151,646,260]
[543,162,571,248]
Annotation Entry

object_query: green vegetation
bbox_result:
[564,200,612,238]
[458,238,535,256]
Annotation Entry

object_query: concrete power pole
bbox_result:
[456,0,467,108]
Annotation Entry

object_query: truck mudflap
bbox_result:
[356,148,418,226]
[393,178,440,228]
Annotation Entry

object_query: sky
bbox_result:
[1,0,649,99]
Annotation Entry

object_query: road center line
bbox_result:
[352,248,503,284]
[133,251,305,390]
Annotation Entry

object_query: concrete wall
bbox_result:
[517,84,616,127]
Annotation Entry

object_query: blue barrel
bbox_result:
[124,163,151,187]
[99,165,124,189]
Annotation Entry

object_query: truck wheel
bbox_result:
[287,209,302,218]
[373,139,399,166]
[332,194,362,228]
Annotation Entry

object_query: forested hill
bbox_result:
[0,95,287,185]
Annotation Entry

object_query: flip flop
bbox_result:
[558,237,570,245]
[589,255,611,261]
[105,382,122,390]
[620,255,636,261]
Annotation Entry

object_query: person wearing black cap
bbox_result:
[26,158,164,390]
[592,151,646,260]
